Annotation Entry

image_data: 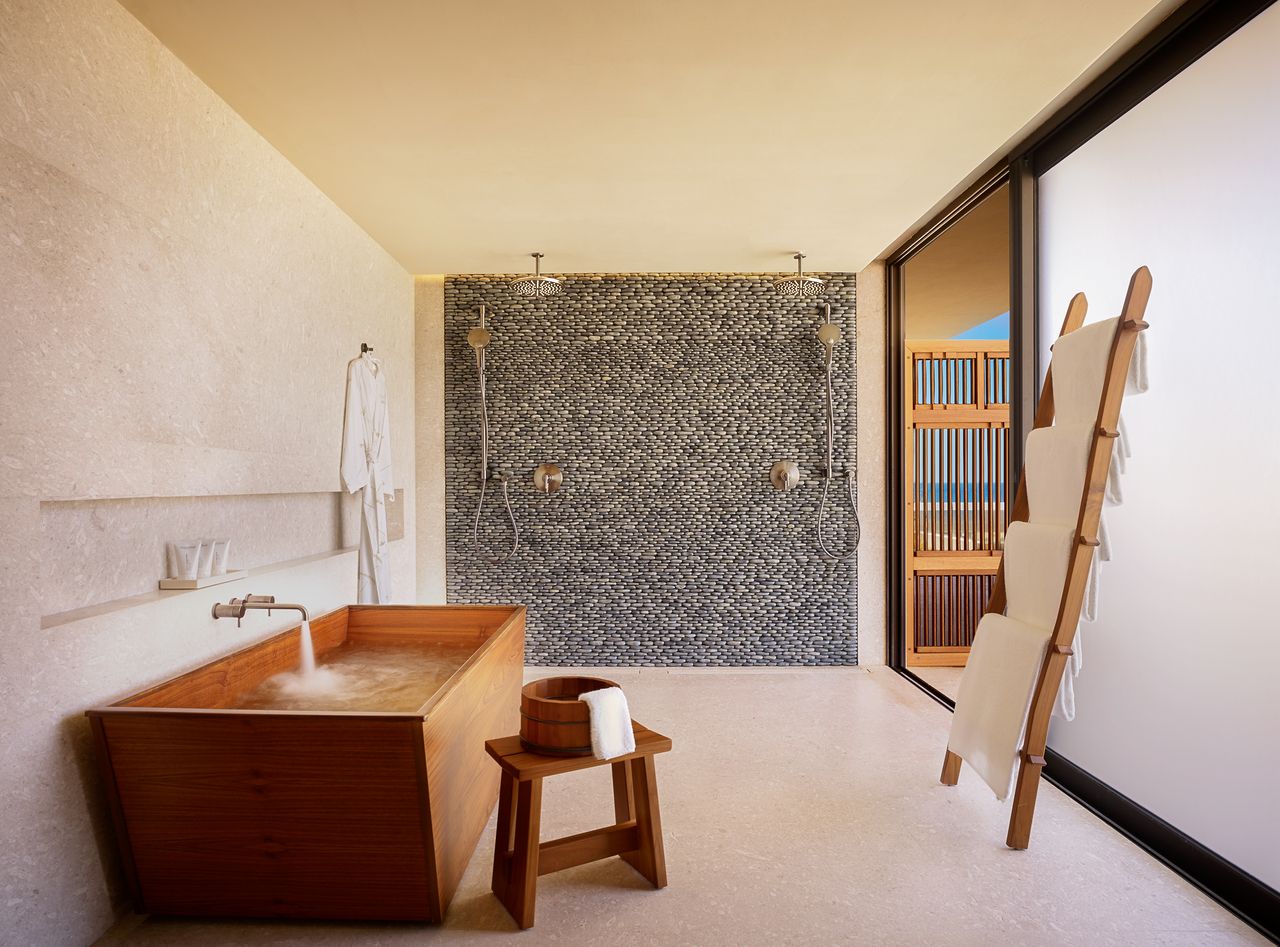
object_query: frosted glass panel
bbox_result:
[1038,4,1280,888]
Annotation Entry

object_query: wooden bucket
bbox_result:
[519,676,618,756]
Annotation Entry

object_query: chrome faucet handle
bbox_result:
[243,593,274,616]
[211,599,249,627]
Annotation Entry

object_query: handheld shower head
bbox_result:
[468,304,493,349]
[816,303,842,350]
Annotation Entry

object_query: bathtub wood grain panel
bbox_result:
[88,715,143,910]
[119,607,350,709]
[88,605,525,923]
[95,712,433,920]
[422,607,525,911]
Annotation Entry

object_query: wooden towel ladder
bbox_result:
[940,266,1152,849]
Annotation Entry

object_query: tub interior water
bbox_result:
[232,636,477,712]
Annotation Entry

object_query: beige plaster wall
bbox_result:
[901,185,1009,340]
[415,275,447,601]
[855,262,887,665]
[0,1,415,943]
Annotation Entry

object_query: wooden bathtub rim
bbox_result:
[86,707,428,720]
[89,605,355,710]
[415,605,526,717]
[85,604,527,717]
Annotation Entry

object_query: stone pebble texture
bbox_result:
[444,273,858,666]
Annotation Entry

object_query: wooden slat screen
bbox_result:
[914,355,978,407]
[905,341,1011,666]
[986,354,1010,405]
[913,572,998,649]
[912,425,1010,553]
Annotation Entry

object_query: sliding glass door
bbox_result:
[891,183,1010,698]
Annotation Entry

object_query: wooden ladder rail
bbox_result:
[939,291,1088,787]
[940,266,1152,851]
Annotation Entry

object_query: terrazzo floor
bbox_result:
[912,665,964,701]
[99,667,1263,946]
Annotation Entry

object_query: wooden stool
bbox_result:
[485,720,672,929]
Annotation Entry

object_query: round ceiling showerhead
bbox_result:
[509,252,563,298]
[772,252,827,297]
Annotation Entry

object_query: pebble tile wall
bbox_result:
[444,274,858,665]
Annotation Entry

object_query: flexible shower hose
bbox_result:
[472,345,520,564]
[817,351,860,562]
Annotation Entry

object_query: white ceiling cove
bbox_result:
[120,0,1167,274]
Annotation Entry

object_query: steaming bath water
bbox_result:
[232,638,477,712]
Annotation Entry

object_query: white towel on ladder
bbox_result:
[949,613,1052,799]
[579,687,636,761]
[951,316,1151,795]
[1026,326,1148,722]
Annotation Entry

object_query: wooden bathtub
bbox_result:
[87,604,525,922]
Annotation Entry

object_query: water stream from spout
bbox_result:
[298,619,316,676]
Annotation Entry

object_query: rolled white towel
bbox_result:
[578,686,636,761]
[1128,328,1150,395]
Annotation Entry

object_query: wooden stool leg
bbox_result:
[504,777,542,928]
[621,755,667,888]
[940,749,962,786]
[491,771,517,898]
[611,759,634,824]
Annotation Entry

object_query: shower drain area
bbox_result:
[443,273,858,666]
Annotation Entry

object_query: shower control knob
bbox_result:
[770,461,800,492]
[533,463,564,494]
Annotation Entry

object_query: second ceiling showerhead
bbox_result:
[509,252,563,298]
[773,252,827,298]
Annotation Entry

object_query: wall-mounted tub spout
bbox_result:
[816,303,860,562]
[211,596,309,628]
[469,304,520,563]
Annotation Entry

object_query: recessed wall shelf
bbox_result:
[158,569,248,591]
[41,547,357,630]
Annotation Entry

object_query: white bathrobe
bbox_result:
[341,353,394,604]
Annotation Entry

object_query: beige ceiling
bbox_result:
[905,185,1009,339]
[119,0,1165,274]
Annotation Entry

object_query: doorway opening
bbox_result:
[897,182,1010,699]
